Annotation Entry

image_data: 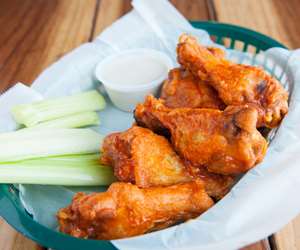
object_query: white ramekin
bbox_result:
[95,49,173,112]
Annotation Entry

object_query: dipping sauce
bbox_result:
[95,49,173,112]
[99,53,168,87]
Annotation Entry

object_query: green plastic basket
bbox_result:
[191,21,286,51]
[0,21,286,250]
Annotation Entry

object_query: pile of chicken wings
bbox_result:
[57,35,288,240]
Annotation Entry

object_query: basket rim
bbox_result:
[190,20,287,50]
[0,21,288,250]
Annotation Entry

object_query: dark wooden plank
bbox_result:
[241,239,271,250]
[0,219,45,250]
[0,0,98,93]
[213,0,300,48]
[92,0,132,38]
[92,0,211,39]
[272,214,300,250]
[170,0,211,20]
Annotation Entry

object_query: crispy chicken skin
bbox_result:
[188,166,235,200]
[134,106,167,136]
[206,47,226,59]
[101,126,191,188]
[160,46,225,110]
[135,95,267,175]
[101,126,234,199]
[57,180,214,240]
[177,34,288,128]
[160,68,225,109]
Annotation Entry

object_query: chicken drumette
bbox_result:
[101,126,234,199]
[160,68,225,109]
[177,34,288,128]
[57,180,214,240]
[160,46,225,110]
[135,95,267,175]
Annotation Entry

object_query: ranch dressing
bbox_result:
[99,53,168,88]
[95,49,173,112]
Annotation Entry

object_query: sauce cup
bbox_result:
[95,49,173,112]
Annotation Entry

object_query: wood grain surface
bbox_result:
[0,0,299,249]
[0,0,97,93]
[213,0,300,49]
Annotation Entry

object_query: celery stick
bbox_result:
[0,128,103,162]
[12,90,106,127]
[22,112,100,129]
[0,154,116,185]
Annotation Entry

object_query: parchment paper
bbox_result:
[1,0,300,249]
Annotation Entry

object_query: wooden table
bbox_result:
[0,0,299,249]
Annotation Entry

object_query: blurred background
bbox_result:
[0,0,299,249]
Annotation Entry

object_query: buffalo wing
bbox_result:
[177,34,288,128]
[57,180,214,240]
[135,95,267,175]
[160,68,225,109]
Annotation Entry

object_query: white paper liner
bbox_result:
[1,0,300,249]
[0,83,43,132]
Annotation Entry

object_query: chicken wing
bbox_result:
[101,126,191,188]
[160,68,225,109]
[177,34,288,128]
[57,180,214,240]
[188,166,235,200]
[101,125,234,199]
[135,95,267,175]
[206,47,226,59]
